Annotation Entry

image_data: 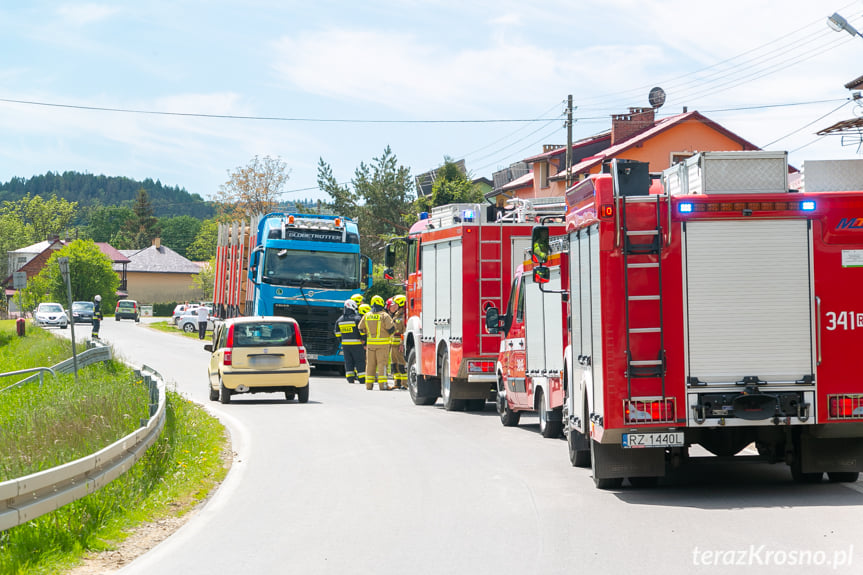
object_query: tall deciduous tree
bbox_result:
[215,155,291,221]
[83,204,134,243]
[186,218,219,261]
[0,193,77,243]
[424,157,483,210]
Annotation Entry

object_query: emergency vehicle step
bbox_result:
[629,327,661,334]
[627,262,659,269]
[628,295,660,301]
[629,360,663,366]
[626,230,659,236]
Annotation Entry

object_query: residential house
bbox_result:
[490,107,761,202]
[117,239,202,304]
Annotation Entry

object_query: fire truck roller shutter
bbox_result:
[683,219,812,385]
[422,243,437,341]
[525,267,564,376]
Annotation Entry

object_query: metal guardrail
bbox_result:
[0,342,113,392]
[0,363,167,531]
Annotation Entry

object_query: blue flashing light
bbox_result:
[419,212,429,220]
[679,202,694,214]
[801,201,816,212]
[462,209,475,222]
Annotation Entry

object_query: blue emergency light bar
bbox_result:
[461,209,475,222]
[679,203,694,213]
[801,201,816,212]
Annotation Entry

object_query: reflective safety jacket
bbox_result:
[358,309,395,347]
[334,309,365,346]
[390,309,405,345]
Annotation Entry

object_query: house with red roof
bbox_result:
[490,106,761,202]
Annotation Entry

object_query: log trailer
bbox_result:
[528,152,863,488]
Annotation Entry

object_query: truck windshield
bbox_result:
[262,248,360,289]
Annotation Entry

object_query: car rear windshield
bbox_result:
[118,301,136,308]
[73,302,94,311]
[232,322,296,347]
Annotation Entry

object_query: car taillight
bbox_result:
[224,349,232,366]
[226,324,234,347]
[467,360,495,373]
[294,325,304,347]
[625,398,675,423]
[298,346,307,365]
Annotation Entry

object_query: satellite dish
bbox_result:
[649,87,666,109]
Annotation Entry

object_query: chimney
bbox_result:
[154,237,161,249]
[611,107,656,146]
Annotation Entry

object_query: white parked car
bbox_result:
[177,308,216,333]
[33,302,68,329]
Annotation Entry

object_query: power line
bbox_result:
[0,97,556,124]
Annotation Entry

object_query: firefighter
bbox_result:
[358,303,371,316]
[92,294,103,339]
[334,299,366,385]
[358,295,394,391]
[350,293,364,307]
[387,295,407,389]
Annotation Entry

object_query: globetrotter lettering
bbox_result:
[285,230,344,242]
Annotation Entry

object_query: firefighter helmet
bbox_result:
[386,297,394,308]
[358,303,371,315]
[94,294,101,302]
[344,299,358,311]
[393,294,406,307]
[350,293,364,305]
[370,295,385,308]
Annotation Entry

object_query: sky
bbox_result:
[3,0,863,204]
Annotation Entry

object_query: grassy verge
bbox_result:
[0,321,229,575]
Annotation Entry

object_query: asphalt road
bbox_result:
[64,318,863,574]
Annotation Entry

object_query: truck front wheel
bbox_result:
[497,375,520,427]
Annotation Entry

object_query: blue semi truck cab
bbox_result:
[247,213,372,367]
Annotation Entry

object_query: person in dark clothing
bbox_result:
[92,294,103,338]
[334,299,366,385]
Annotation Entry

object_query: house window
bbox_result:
[670,152,695,166]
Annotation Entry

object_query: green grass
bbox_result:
[0,320,229,574]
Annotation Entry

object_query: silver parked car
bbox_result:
[177,307,216,333]
[33,302,69,329]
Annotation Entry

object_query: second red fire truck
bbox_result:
[492,151,863,488]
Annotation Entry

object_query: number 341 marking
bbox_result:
[825,311,863,331]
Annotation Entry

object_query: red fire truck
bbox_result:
[484,251,568,438]
[385,200,564,411]
[527,152,863,488]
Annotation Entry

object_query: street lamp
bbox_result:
[828,12,862,38]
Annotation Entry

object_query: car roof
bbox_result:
[220,316,298,327]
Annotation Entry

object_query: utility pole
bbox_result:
[565,95,574,189]
[57,257,79,384]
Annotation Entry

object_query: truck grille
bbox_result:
[273,304,342,357]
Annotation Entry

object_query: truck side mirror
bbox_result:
[485,307,500,334]
[384,244,396,268]
[533,266,550,284]
[531,226,550,265]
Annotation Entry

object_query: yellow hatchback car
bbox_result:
[205,316,310,403]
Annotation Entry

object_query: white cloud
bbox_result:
[55,3,120,26]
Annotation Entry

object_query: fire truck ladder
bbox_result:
[478,222,503,355]
[620,194,666,401]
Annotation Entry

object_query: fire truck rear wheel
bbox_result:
[440,355,465,412]
[538,389,562,439]
[407,348,436,406]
